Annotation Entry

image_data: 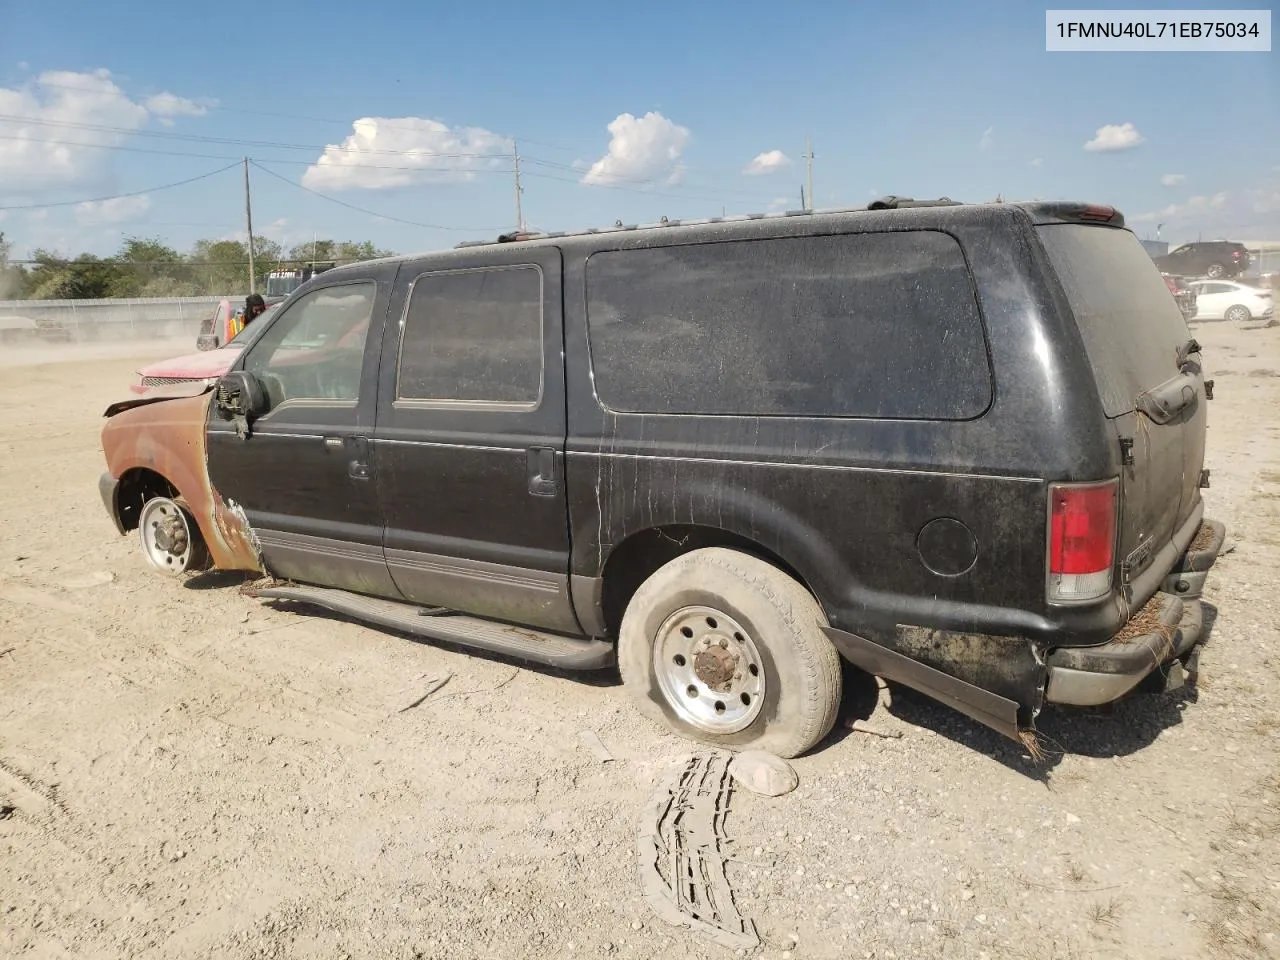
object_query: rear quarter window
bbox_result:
[584,231,993,419]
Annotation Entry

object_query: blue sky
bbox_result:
[0,0,1276,262]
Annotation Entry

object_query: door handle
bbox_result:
[324,435,371,481]
[527,446,559,497]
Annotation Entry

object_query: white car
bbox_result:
[1188,280,1275,323]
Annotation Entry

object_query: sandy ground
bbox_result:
[1,323,1278,960]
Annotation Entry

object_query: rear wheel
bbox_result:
[618,547,842,759]
[1205,262,1226,279]
[1225,304,1252,323]
[138,497,209,576]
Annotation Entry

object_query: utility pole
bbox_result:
[513,139,525,232]
[243,157,256,294]
[804,138,814,212]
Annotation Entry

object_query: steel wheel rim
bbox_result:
[1226,305,1248,323]
[139,498,194,574]
[653,605,765,734]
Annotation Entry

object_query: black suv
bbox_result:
[99,198,1225,759]
[1154,240,1251,278]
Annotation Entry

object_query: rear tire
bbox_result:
[618,547,842,759]
[1225,304,1252,323]
[1205,263,1226,279]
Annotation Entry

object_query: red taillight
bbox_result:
[1047,480,1118,602]
[1078,204,1116,223]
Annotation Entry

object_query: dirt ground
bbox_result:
[2,323,1278,960]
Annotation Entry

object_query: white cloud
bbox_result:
[1030,157,1044,168]
[1161,173,1186,187]
[0,70,148,189]
[743,150,791,176]
[1083,122,1144,152]
[582,111,690,187]
[27,209,48,223]
[145,92,213,127]
[1128,177,1280,240]
[767,196,791,212]
[301,116,509,191]
[979,127,994,151]
[74,194,150,225]
[0,70,211,188]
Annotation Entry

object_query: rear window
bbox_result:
[584,231,992,419]
[1038,225,1190,418]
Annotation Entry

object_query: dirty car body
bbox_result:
[99,198,1225,757]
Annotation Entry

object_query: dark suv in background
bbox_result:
[98,198,1225,759]
[1155,240,1251,278]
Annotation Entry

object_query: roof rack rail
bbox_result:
[451,197,968,248]
[867,196,961,210]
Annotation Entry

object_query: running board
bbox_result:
[249,584,615,671]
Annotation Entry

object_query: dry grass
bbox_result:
[1190,522,1220,553]
[1064,860,1090,885]
[1088,897,1123,928]
[1114,595,1177,655]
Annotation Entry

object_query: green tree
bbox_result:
[25,250,128,300]
[0,231,27,299]
[287,238,394,266]
[112,236,192,296]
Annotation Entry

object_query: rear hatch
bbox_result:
[1037,222,1205,586]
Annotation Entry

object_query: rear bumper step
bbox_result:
[1160,518,1226,600]
[246,583,616,671]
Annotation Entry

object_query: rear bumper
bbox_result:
[1045,518,1225,706]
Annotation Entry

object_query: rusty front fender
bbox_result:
[101,391,263,573]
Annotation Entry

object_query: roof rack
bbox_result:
[454,196,966,248]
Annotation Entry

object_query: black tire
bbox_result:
[618,547,842,759]
[1225,304,1252,323]
[1205,263,1226,279]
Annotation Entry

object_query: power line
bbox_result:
[0,113,511,161]
[0,161,241,211]
[0,112,777,199]
[249,160,504,232]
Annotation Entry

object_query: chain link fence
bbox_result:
[0,296,237,345]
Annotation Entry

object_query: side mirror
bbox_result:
[214,370,269,424]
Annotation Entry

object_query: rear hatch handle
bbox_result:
[1136,339,1202,425]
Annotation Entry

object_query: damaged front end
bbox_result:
[100,388,264,574]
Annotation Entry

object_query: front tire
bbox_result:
[138,496,209,576]
[618,548,842,759]
[1225,304,1252,323]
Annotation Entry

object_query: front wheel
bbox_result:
[1225,304,1252,323]
[618,548,842,759]
[138,496,209,575]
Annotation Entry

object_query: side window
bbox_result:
[242,281,376,410]
[585,231,992,420]
[396,265,543,406]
